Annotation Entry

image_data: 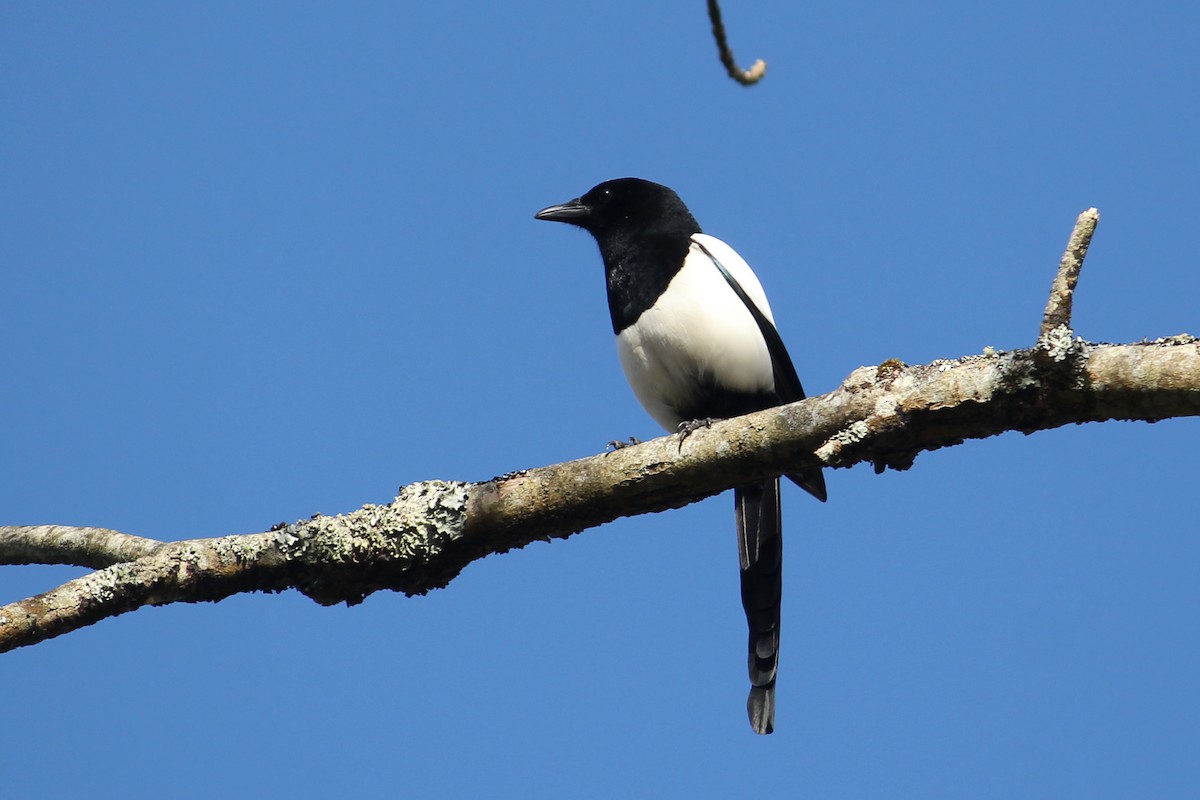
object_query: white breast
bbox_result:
[615,234,777,431]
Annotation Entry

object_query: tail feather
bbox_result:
[748,685,775,736]
[735,479,783,735]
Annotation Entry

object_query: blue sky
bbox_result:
[3,2,1198,797]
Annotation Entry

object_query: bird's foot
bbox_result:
[606,436,641,452]
[676,417,716,451]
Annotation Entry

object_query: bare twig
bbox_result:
[1041,208,1100,340]
[706,0,767,86]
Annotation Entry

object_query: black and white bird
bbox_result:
[535,177,826,735]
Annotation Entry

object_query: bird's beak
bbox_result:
[534,198,590,225]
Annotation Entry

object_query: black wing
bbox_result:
[695,239,826,502]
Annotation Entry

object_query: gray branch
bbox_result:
[3,209,1199,653]
[0,526,164,568]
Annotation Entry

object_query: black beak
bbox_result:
[534,198,590,225]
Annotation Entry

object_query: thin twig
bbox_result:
[706,0,767,86]
[1040,208,1100,339]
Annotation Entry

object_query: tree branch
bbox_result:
[3,209,1199,653]
[0,525,164,568]
[706,0,767,86]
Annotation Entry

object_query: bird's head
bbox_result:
[535,178,699,239]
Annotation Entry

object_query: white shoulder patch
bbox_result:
[690,233,776,325]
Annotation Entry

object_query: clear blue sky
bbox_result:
[3,2,1198,797]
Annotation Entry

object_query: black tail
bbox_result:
[735,479,783,735]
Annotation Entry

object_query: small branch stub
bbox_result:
[1041,208,1100,339]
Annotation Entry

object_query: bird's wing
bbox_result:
[690,234,807,404]
[692,235,826,502]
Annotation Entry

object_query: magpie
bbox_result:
[535,177,826,735]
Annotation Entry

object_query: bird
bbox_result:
[535,177,826,734]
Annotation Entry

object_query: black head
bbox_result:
[534,178,700,240]
[536,179,703,334]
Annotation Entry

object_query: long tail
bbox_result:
[735,478,783,735]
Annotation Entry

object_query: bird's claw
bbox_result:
[607,436,641,452]
[676,417,716,451]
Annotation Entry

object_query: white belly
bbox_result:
[615,237,777,431]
